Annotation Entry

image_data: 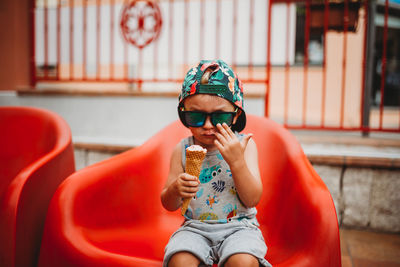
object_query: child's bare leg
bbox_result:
[168,252,201,267]
[224,253,259,267]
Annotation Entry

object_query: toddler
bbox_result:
[161,60,271,267]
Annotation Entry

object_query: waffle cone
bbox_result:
[181,148,206,216]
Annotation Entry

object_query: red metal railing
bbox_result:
[379,0,389,130]
[32,0,399,132]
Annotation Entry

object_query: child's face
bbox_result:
[184,94,239,150]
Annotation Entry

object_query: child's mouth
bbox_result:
[203,133,216,138]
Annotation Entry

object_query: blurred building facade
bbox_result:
[1,0,399,233]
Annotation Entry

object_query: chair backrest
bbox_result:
[0,106,75,267]
[71,120,190,229]
[0,108,56,197]
[245,116,340,265]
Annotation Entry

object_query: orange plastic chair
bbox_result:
[0,106,75,267]
[38,115,341,267]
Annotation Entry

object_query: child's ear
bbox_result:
[232,109,242,124]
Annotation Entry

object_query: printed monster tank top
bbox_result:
[181,135,258,224]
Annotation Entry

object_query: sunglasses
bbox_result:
[181,108,238,127]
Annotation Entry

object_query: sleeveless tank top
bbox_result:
[181,135,258,224]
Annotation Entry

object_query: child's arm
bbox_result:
[161,143,200,211]
[214,123,262,208]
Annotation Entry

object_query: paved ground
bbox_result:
[340,228,400,267]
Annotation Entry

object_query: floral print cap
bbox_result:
[178,60,246,132]
[179,60,244,109]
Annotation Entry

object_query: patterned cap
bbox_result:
[178,59,246,132]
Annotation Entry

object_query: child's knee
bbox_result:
[224,253,259,267]
[168,252,200,267]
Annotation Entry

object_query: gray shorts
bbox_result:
[163,219,272,267]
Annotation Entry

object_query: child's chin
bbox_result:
[195,136,216,146]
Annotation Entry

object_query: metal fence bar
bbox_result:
[232,0,237,70]
[30,0,36,86]
[138,48,143,90]
[110,0,115,80]
[168,0,173,80]
[360,0,368,132]
[183,0,188,75]
[44,0,49,79]
[320,0,329,127]
[69,0,74,80]
[248,0,254,79]
[83,0,87,80]
[265,0,272,118]
[57,0,61,80]
[216,0,221,59]
[153,0,159,80]
[200,0,204,60]
[96,0,101,80]
[123,0,128,81]
[340,0,349,129]
[379,0,389,130]
[284,1,291,126]
[302,0,310,127]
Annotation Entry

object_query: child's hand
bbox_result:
[175,173,199,199]
[214,123,253,168]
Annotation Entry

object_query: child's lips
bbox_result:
[203,132,216,138]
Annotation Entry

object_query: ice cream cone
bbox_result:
[181,145,207,216]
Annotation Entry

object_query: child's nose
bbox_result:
[203,115,214,128]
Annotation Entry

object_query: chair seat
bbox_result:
[83,215,182,261]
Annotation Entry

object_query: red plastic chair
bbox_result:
[0,106,75,267]
[38,115,341,267]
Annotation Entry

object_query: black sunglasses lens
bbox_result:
[184,112,206,127]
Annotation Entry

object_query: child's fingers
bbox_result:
[215,130,228,145]
[241,134,253,148]
[214,139,224,152]
[181,189,197,198]
[178,174,199,196]
[216,123,229,139]
[184,179,199,187]
[180,174,199,185]
[222,123,236,138]
[183,184,198,193]
[216,123,236,143]
[181,173,197,180]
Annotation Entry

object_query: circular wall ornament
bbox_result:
[120,0,162,49]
